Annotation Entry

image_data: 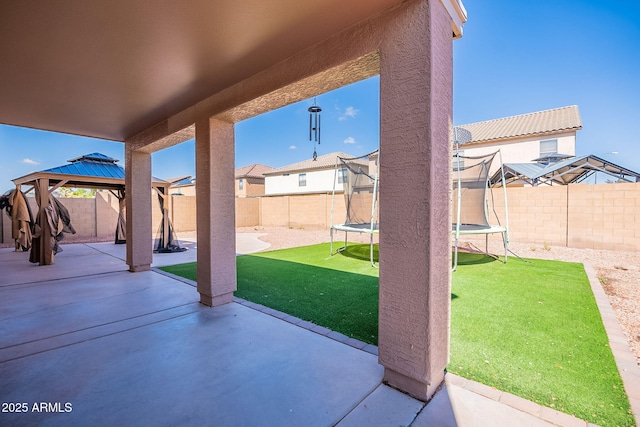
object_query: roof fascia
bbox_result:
[439,0,467,38]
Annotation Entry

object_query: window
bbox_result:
[338,168,347,184]
[238,178,244,191]
[298,173,307,187]
[540,139,558,157]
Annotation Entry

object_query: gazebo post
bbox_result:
[37,177,50,265]
[160,187,170,250]
[12,184,23,251]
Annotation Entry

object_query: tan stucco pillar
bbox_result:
[195,117,236,306]
[125,147,153,272]
[378,0,453,401]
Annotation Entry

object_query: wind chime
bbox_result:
[308,99,322,160]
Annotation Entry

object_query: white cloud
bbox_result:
[289,145,297,150]
[22,158,39,165]
[339,106,358,121]
[343,137,356,144]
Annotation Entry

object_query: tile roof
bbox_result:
[235,164,275,179]
[457,105,582,145]
[264,152,365,175]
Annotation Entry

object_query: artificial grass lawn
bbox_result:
[160,243,634,426]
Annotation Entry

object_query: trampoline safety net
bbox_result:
[453,151,496,231]
[452,149,509,270]
[330,150,379,266]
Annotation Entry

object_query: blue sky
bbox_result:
[2,0,639,192]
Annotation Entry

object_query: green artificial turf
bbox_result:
[160,243,634,426]
[235,244,380,344]
[450,252,633,426]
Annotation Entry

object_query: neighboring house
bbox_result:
[235,164,274,197]
[168,164,274,197]
[457,105,640,186]
[264,152,368,195]
[456,105,582,175]
[168,176,196,196]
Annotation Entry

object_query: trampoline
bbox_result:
[452,147,509,271]
[330,150,379,267]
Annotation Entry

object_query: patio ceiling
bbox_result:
[0,0,404,142]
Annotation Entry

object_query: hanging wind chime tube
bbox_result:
[308,99,322,160]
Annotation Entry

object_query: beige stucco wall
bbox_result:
[461,131,577,176]
[172,179,264,198]
[236,178,265,198]
[170,184,196,196]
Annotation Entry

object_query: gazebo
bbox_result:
[11,153,175,264]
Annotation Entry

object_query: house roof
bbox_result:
[235,164,275,179]
[264,152,366,175]
[457,105,582,145]
[13,153,168,190]
[168,176,196,187]
[491,154,640,186]
[166,175,192,184]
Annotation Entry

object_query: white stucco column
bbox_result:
[378,0,454,401]
[195,117,236,306]
[125,147,153,272]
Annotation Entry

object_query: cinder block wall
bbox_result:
[1,210,11,243]
[260,196,291,227]
[288,194,331,229]
[486,182,640,252]
[236,197,260,227]
[171,196,196,232]
[57,197,96,237]
[567,182,639,251]
[491,185,568,247]
[95,192,120,239]
[4,183,637,252]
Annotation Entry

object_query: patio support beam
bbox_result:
[378,0,453,401]
[125,147,153,272]
[195,117,236,307]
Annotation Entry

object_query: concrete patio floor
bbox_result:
[0,239,626,426]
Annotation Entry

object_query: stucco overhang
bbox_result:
[0,1,466,146]
[1,0,409,142]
